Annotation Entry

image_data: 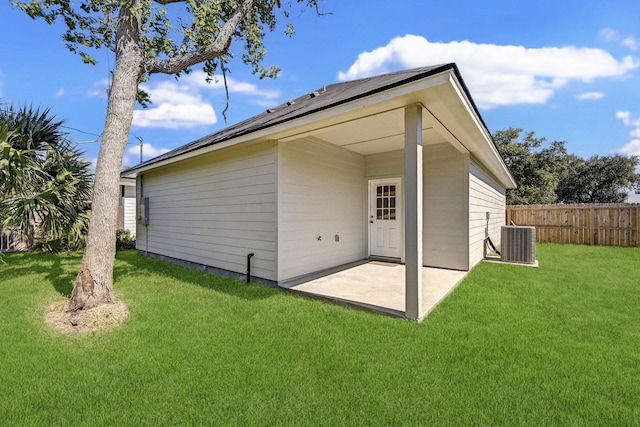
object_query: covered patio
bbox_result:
[272,66,513,320]
[281,262,468,320]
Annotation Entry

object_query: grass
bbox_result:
[1,244,639,425]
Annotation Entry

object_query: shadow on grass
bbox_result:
[0,252,80,297]
[0,251,279,302]
[114,251,278,302]
[47,256,76,297]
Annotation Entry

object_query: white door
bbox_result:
[369,179,402,259]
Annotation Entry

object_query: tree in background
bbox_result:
[556,155,639,204]
[493,128,562,204]
[12,0,323,312]
[0,105,92,251]
[494,127,640,205]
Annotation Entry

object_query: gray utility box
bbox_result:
[501,226,536,264]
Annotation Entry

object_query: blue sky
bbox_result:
[1,0,639,168]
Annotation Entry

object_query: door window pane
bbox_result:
[375,183,397,221]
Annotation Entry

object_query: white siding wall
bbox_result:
[423,143,469,270]
[123,184,136,198]
[122,197,137,235]
[365,150,404,178]
[469,159,506,267]
[278,138,366,281]
[120,182,137,235]
[136,141,278,281]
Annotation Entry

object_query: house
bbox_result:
[121,64,516,320]
[0,230,29,252]
[118,177,136,235]
[626,188,640,203]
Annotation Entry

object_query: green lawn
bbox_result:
[1,244,639,425]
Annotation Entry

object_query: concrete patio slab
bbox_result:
[282,261,468,320]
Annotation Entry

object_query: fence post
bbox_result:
[589,206,595,246]
[637,205,640,247]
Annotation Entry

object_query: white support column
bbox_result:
[404,104,423,320]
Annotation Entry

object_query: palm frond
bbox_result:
[0,104,93,252]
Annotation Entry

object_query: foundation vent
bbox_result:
[501,226,536,264]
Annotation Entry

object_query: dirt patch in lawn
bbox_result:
[45,300,129,334]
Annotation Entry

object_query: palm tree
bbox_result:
[0,105,93,251]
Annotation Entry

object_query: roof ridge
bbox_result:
[325,63,453,88]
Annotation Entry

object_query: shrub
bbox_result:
[116,229,136,251]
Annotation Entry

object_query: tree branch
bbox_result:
[144,0,256,75]
[152,0,186,5]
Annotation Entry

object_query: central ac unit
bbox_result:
[501,226,536,264]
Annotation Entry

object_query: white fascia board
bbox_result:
[447,74,517,189]
[119,177,136,186]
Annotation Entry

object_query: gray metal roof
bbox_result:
[127,63,480,172]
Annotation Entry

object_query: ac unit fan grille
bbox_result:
[501,226,536,264]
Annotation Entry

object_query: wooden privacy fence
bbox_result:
[506,203,640,247]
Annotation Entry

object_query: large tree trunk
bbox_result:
[68,5,144,311]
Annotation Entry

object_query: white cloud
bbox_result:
[131,72,282,129]
[616,110,640,128]
[623,36,639,51]
[132,142,171,159]
[87,79,109,98]
[577,91,605,101]
[618,110,640,156]
[123,142,171,166]
[600,28,619,42]
[130,142,171,158]
[133,80,217,129]
[337,35,639,109]
[182,71,281,104]
[601,28,639,51]
[84,156,98,171]
[620,139,640,156]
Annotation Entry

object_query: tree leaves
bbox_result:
[495,127,640,205]
[556,155,640,204]
[494,128,560,205]
[0,105,93,251]
[12,0,321,84]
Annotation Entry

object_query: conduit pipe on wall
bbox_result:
[246,253,255,283]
